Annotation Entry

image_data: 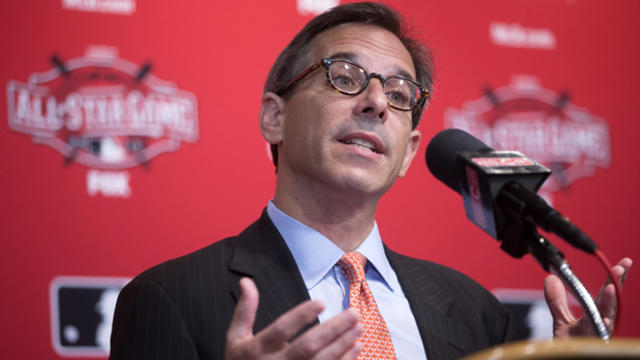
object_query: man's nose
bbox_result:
[353,75,388,122]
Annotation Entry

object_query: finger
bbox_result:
[594,259,632,331]
[544,275,576,324]
[286,308,361,360]
[227,278,260,345]
[612,258,632,286]
[594,258,632,318]
[544,274,577,338]
[254,299,325,352]
[595,283,617,321]
[314,314,362,360]
[336,342,362,360]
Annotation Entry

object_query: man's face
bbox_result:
[265,23,421,199]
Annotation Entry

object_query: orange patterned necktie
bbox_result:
[338,252,396,360]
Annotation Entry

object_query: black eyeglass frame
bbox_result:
[276,58,430,111]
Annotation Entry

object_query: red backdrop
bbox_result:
[1,0,639,358]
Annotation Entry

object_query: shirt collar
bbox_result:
[267,200,399,292]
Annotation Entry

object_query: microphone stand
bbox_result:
[527,230,610,339]
[496,185,609,339]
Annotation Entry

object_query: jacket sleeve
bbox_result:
[109,278,201,360]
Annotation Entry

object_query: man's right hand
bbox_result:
[225,278,362,360]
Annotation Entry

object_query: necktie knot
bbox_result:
[338,252,367,284]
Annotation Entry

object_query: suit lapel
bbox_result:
[228,210,312,332]
[225,212,474,357]
[386,248,471,360]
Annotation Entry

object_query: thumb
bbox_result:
[227,278,259,344]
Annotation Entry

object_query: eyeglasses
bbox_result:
[277,58,430,111]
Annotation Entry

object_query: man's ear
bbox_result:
[259,92,286,146]
[398,129,421,177]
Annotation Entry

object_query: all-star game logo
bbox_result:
[6,46,198,197]
[444,75,610,204]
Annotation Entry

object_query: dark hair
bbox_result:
[264,1,434,167]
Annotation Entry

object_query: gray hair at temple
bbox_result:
[264,1,434,167]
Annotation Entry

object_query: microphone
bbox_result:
[426,128,597,257]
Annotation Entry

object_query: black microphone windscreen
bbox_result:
[425,128,492,194]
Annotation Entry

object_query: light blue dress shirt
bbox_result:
[267,201,427,360]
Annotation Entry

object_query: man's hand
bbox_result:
[544,257,632,338]
[225,278,362,360]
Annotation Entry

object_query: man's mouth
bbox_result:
[338,134,384,154]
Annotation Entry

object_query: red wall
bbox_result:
[1,0,638,358]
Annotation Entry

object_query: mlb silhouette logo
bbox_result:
[50,276,130,357]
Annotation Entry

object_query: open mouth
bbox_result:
[338,138,382,154]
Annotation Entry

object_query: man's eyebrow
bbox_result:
[325,52,415,81]
[394,68,414,81]
[326,52,358,62]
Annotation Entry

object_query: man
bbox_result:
[110,3,631,359]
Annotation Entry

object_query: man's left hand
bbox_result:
[544,257,632,338]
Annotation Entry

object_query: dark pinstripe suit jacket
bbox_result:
[110,210,514,360]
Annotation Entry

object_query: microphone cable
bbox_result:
[594,249,623,334]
